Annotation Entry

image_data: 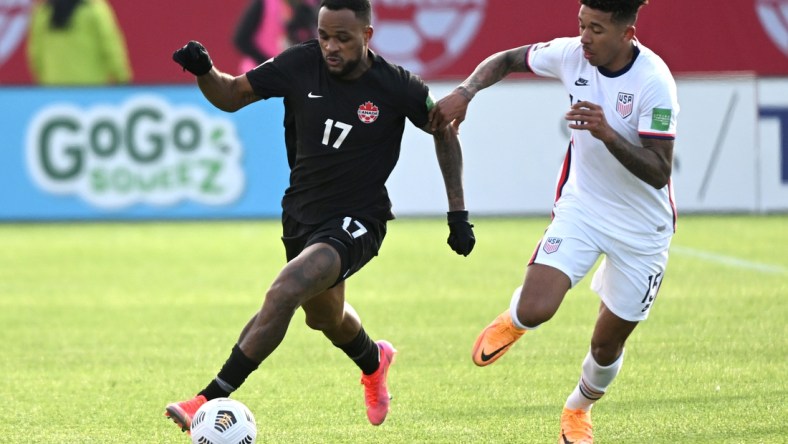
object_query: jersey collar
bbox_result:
[598,42,641,78]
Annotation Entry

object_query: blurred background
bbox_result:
[1,0,787,221]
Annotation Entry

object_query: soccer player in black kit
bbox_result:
[165,0,476,432]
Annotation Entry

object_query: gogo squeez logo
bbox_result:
[25,96,244,209]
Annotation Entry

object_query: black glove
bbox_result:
[172,41,213,76]
[447,210,475,256]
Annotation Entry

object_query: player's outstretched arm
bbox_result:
[424,122,476,256]
[429,45,531,131]
[173,41,260,112]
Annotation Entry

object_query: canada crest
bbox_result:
[357,101,379,124]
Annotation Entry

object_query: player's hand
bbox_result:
[429,87,472,132]
[565,101,616,143]
[173,41,213,76]
[447,210,475,256]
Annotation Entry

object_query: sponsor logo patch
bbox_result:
[543,237,562,254]
[651,107,672,131]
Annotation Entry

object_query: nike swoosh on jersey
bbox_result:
[574,78,589,86]
[479,341,513,362]
[308,92,323,98]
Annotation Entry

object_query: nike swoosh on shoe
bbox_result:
[480,341,514,362]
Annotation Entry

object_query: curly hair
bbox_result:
[320,0,372,25]
[579,0,648,24]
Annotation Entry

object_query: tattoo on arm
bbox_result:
[433,125,466,211]
[605,135,673,189]
[460,45,530,98]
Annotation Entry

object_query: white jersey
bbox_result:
[527,37,679,240]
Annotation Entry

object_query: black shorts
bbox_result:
[281,213,387,285]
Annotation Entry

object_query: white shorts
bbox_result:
[531,208,671,322]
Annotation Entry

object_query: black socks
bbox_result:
[199,344,260,400]
[335,327,380,375]
[198,329,379,401]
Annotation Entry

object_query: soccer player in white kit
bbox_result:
[429,1,678,442]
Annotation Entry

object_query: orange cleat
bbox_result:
[471,310,526,366]
[558,407,594,444]
[360,340,397,425]
[164,394,207,433]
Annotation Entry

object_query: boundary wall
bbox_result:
[1,76,786,221]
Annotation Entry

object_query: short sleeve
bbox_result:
[402,71,431,129]
[637,73,679,140]
[245,44,309,99]
[526,37,579,81]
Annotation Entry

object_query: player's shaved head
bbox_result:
[579,0,648,25]
[320,0,372,26]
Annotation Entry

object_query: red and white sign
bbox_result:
[756,0,788,57]
[1,0,786,84]
[0,0,32,67]
[370,0,487,77]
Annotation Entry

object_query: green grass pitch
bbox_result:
[0,215,785,443]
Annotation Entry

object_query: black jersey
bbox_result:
[246,40,432,225]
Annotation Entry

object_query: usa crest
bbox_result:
[617,92,634,118]
[543,237,562,254]
[357,101,379,124]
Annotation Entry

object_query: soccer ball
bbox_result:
[190,398,257,444]
[371,0,487,76]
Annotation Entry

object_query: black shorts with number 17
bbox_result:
[281,212,387,286]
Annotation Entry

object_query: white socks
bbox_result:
[508,285,537,330]
[565,349,624,411]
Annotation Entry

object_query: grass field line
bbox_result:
[671,245,788,274]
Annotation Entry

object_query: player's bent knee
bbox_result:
[517,303,557,327]
[589,342,625,366]
[303,312,342,332]
[263,287,302,317]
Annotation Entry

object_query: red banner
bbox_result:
[1,0,787,85]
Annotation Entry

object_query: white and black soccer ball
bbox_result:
[190,398,257,444]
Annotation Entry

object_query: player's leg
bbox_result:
[563,304,636,419]
[472,214,599,367]
[559,237,669,443]
[165,242,342,432]
[301,283,380,374]
[516,263,571,326]
[558,304,636,444]
[471,264,570,366]
[301,284,396,425]
[237,242,343,360]
[301,215,393,425]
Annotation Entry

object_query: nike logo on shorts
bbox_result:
[308,92,323,98]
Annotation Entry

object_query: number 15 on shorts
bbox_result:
[641,272,663,313]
